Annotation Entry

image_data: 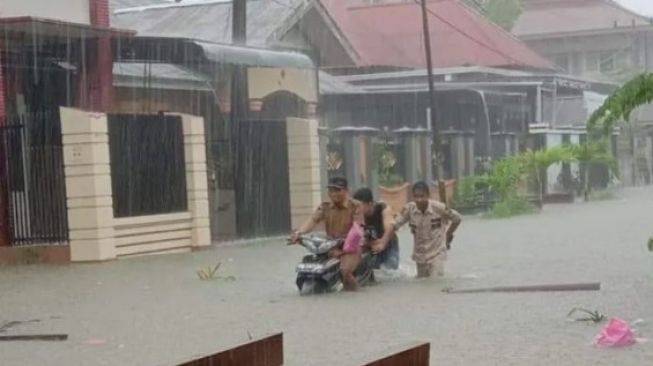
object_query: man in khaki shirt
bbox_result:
[290,177,364,290]
[394,181,462,278]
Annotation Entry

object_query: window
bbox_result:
[552,53,570,72]
[585,49,630,74]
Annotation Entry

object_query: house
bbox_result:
[282,0,553,72]
[513,0,653,82]
[110,1,321,240]
[0,0,324,262]
[0,0,132,260]
[321,66,617,193]
[513,0,653,185]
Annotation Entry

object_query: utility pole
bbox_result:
[231,0,248,125]
[232,0,247,45]
[419,0,447,203]
[230,0,248,181]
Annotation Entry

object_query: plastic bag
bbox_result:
[594,318,637,348]
[343,222,363,254]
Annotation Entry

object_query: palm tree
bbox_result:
[568,141,618,201]
[518,146,573,203]
[588,72,653,137]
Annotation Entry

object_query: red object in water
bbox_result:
[594,318,637,348]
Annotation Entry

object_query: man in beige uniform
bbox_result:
[394,181,462,278]
[290,177,364,290]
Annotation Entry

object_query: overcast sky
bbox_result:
[617,0,653,16]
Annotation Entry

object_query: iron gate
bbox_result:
[235,119,291,237]
[0,113,69,246]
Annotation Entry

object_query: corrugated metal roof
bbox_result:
[110,0,166,12]
[111,0,551,70]
[319,71,365,94]
[513,0,652,37]
[111,0,306,47]
[320,0,554,69]
[113,62,213,90]
[195,40,313,68]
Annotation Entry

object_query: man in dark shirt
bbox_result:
[353,187,400,270]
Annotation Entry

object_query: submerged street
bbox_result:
[1,187,652,366]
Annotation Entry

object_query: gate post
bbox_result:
[330,127,379,192]
[395,128,432,183]
[286,118,322,230]
[179,114,211,248]
[60,108,116,261]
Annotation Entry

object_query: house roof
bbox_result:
[110,0,164,13]
[110,0,307,47]
[0,16,134,39]
[318,0,554,70]
[113,0,553,70]
[113,62,213,91]
[319,65,617,95]
[513,0,653,38]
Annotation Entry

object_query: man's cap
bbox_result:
[327,176,348,189]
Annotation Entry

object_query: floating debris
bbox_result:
[567,308,606,323]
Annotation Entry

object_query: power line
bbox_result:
[412,0,526,66]
[270,0,294,10]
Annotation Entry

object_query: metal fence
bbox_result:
[108,114,187,218]
[235,119,291,237]
[0,112,69,246]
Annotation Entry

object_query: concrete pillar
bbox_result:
[422,134,433,184]
[466,135,475,175]
[536,86,542,124]
[180,114,211,248]
[318,127,329,201]
[60,107,116,261]
[287,118,322,230]
[452,134,466,179]
[343,136,359,189]
[397,129,432,183]
[546,133,564,194]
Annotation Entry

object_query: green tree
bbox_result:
[517,146,573,202]
[568,141,618,201]
[588,72,653,137]
[462,0,523,30]
[486,155,525,202]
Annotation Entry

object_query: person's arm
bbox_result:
[393,204,411,232]
[445,208,462,240]
[434,203,461,246]
[372,206,397,253]
[290,204,324,243]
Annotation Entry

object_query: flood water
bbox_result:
[1,187,652,365]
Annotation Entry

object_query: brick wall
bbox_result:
[89,0,110,26]
[87,0,113,111]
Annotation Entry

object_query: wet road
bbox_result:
[1,187,652,365]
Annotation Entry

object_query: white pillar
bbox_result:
[287,118,322,230]
[180,114,211,248]
[60,107,116,261]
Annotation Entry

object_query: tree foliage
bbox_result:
[567,140,618,201]
[588,72,653,137]
[517,146,573,201]
[462,0,523,30]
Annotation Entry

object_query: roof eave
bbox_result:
[517,24,653,41]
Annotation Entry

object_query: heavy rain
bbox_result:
[0,1,652,365]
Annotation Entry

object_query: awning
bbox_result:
[113,62,213,92]
[0,17,135,39]
[194,40,314,69]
